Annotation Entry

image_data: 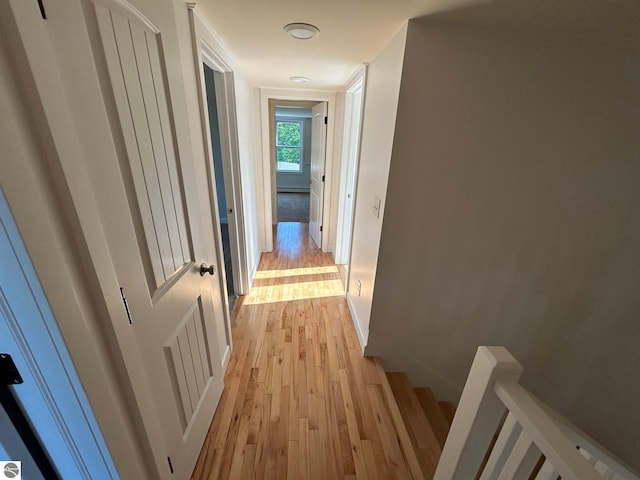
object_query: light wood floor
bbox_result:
[192,222,411,479]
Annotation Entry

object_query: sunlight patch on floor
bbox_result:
[254,265,338,279]
[243,278,344,305]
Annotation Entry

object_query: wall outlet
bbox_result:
[356,280,362,297]
[373,196,381,218]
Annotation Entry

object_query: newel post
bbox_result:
[434,346,523,480]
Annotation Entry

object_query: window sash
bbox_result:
[276,119,303,172]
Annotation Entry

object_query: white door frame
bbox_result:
[260,88,337,252]
[0,190,117,479]
[188,5,249,307]
[335,67,368,288]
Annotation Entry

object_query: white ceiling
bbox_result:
[195,0,639,91]
[196,0,482,90]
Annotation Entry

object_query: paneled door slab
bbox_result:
[309,101,328,248]
[91,2,227,476]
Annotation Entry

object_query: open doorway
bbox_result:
[269,99,328,249]
[275,105,312,223]
[202,64,239,312]
[261,91,336,253]
[335,70,367,287]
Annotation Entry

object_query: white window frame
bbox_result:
[275,117,304,174]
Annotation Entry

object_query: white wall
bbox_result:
[366,2,640,471]
[346,25,407,349]
[233,72,263,281]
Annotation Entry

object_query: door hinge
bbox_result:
[167,456,174,474]
[120,288,133,325]
[321,175,325,182]
[0,354,24,386]
[324,116,328,125]
[37,0,47,19]
[320,226,323,232]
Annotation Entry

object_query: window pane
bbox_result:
[277,147,301,171]
[276,121,300,147]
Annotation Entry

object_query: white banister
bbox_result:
[479,413,522,480]
[434,347,523,480]
[534,460,557,480]
[535,398,640,480]
[434,346,640,480]
[494,381,603,480]
[497,430,540,480]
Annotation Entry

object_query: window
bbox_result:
[276,120,302,172]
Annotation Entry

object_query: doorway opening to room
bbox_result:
[202,63,240,312]
[334,70,366,289]
[269,99,328,249]
[275,105,312,223]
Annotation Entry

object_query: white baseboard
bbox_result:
[346,292,368,352]
[221,345,231,373]
[248,250,261,293]
[277,187,310,193]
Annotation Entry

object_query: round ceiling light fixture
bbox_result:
[283,22,320,40]
[289,76,310,83]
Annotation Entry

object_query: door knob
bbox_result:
[199,263,216,276]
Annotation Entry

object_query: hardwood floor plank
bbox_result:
[240,444,257,480]
[366,383,412,480]
[375,359,426,480]
[298,417,310,480]
[286,440,298,479]
[338,369,370,479]
[227,414,250,479]
[362,439,381,480]
[331,379,356,477]
[414,387,452,448]
[386,373,441,455]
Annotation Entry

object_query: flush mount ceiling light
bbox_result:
[283,23,320,40]
[289,76,310,83]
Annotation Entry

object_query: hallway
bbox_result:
[192,222,411,479]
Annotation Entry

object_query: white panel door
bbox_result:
[90,2,226,477]
[309,102,328,247]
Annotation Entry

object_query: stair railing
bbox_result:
[434,347,639,480]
